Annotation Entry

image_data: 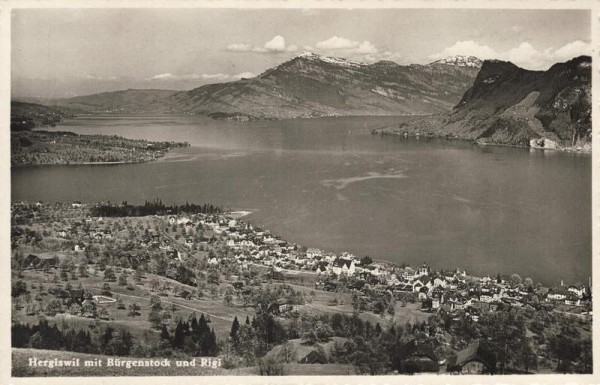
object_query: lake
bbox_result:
[12,115,591,286]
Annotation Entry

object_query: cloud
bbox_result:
[312,35,387,62]
[149,73,176,80]
[430,40,591,70]
[226,35,297,54]
[226,43,253,52]
[553,40,591,61]
[505,42,546,70]
[316,36,361,50]
[510,25,524,33]
[356,41,378,54]
[315,36,379,55]
[264,35,286,52]
[232,72,256,80]
[429,40,497,61]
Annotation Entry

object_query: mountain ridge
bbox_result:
[374,56,591,149]
[43,53,482,119]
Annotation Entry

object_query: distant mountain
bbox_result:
[428,55,483,68]
[50,89,178,114]
[170,52,481,119]
[42,53,481,119]
[374,56,592,149]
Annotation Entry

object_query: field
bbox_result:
[13,267,258,339]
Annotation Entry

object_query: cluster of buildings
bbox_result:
[14,201,591,320]
[177,213,592,319]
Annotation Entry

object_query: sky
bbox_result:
[12,8,592,98]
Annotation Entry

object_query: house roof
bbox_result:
[446,340,496,372]
[332,258,353,268]
[398,339,439,363]
[549,286,569,296]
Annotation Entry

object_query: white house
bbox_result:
[568,286,585,298]
[331,258,356,276]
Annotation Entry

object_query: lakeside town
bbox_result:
[11,200,592,376]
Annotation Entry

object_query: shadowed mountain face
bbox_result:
[375,56,591,147]
[43,54,481,119]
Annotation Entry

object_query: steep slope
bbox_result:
[374,56,591,149]
[170,53,481,119]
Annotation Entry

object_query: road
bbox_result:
[87,285,234,322]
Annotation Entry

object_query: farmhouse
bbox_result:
[446,340,497,374]
[397,339,440,373]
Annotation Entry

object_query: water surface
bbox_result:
[12,115,591,285]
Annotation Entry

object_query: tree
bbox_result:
[104,267,116,282]
[257,356,285,375]
[353,337,390,375]
[98,307,109,320]
[230,316,240,342]
[128,303,141,317]
[516,339,538,373]
[279,341,297,363]
[118,273,128,287]
[314,321,334,342]
[45,299,63,316]
[101,283,112,296]
[580,338,592,373]
[134,269,143,283]
[509,274,522,287]
[548,323,582,373]
[82,300,97,318]
[360,255,373,265]
[148,308,162,328]
[300,331,318,345]
[224,293,233,307]
[78,262,89,277]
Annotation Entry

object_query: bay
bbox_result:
[11,115,591,285]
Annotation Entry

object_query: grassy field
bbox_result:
[13,267,257,338]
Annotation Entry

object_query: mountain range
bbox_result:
[38,53,482,119]
[13,53,591,148]
[374,55,591,148]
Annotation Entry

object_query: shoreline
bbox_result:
[11,158,165,168]
[373,127,592,154]
[232,208,585,288]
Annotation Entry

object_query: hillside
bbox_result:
[170,53,481,119]
[10,101,75,131]
[374,56,592,149]
[42,54,480,119]
[50,89,178,114]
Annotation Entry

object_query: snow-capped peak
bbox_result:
[296,52,367,68]
[428,55,483,68]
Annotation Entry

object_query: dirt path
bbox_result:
[87,285,233,322]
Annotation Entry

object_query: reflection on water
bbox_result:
[15,115,591,285]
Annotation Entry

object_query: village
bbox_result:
[13,200,592,321]
[191,213,592,319]
[11,201,593,375]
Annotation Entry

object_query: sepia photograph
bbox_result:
[5,3,595,380]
